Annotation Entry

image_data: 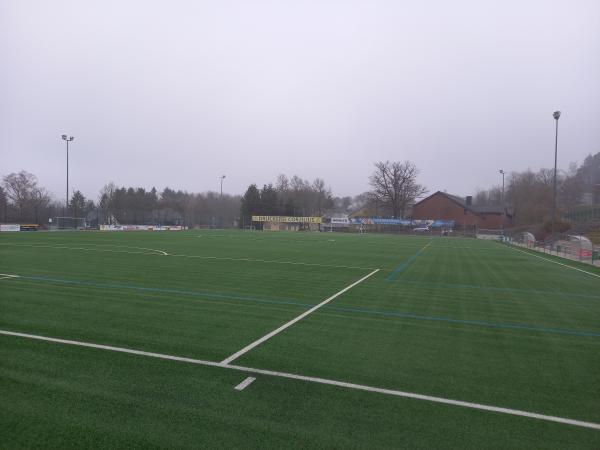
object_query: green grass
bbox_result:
[1,230,599,448]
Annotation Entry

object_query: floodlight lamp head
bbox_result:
[69,136,74,141]
[499,169,504,174]
[553,111,561,120]
[222,175,226,179]
[62,134,67,140]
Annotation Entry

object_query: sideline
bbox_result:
[507,244,600,279]
[1,329,598,431]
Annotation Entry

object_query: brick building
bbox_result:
[412,191,512,229]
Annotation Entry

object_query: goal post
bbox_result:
[49,217,86,230]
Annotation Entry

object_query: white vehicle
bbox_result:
[413,226,430,232]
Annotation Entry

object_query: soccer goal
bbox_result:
[49,217,86,230]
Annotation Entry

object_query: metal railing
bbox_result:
[509,233,600,266]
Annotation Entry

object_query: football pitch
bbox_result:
[1,230,599,448]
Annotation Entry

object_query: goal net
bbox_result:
[50,217,86,230]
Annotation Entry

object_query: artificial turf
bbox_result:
[0,229,599,448]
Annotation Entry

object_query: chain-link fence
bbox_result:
[509,232,600,266]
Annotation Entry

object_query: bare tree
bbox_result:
[473,186,502,206]
[31,186,51,223]
[0,186,7,222]
[2,171,51,222]
[3,171,37,214]
[369,161,427,218]
[312,177,330,215]
[275,174,290,193]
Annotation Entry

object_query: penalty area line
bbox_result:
[1,329,599,431]
[220,268,380,365]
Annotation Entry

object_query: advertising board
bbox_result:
[0,224,21,232]
[252,216,322,224]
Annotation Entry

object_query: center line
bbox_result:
[220,268,380,364]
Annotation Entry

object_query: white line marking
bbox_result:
[167,253,378,271]
[0,243,373,270]
[142,247,168,256]
[1,329,598,430]
[0,274,20,280]
[508,244,600,279]
[234,376,256,391]
[221,269,380,364]
[0,243,168,256]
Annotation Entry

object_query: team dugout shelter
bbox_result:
[252,216,321,231]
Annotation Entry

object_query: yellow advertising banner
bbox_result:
[252,216,322,224]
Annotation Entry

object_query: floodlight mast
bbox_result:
[220,175,226,228]
[499,169,505,234]
[551,111,561,240]
[61,135,74,213]
[499,170,505,205]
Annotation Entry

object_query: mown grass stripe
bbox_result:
[13,275,308,308]
[5,274,599,338]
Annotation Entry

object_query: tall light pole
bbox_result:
[499,170,505,205]
[61,134,74,213]
[220,175,226,228]
[499,169,506,236]
[551,111,561,239]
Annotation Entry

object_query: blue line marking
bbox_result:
[385,242,430,281]
[7,274,600,338]
[397,279,600,300]
[323,306,600,338]
[17,275,312,309]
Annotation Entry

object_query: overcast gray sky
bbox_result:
[1,0,599,202]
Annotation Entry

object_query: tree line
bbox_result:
[98,182,240,227]
[0,171,241,227]
[473,151,600,226]
[0,161,430,227]
[8,151,595,229]
[240,175,334,226]
[239,162,427,223]
[1,171,55,224]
